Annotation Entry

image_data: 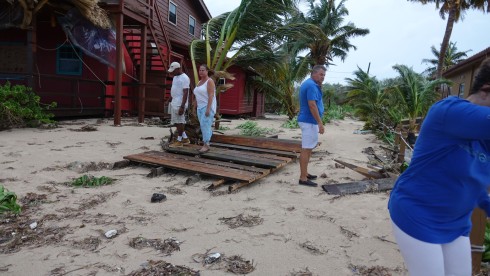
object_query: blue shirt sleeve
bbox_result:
[443,98,490,140]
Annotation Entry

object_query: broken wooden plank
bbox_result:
[211,142,299,159]
[208,179,227,190]
[229,181,250,192]
[124,151,265,182]
[165,146,286,169]
[210,134,302,153]
[146,167,166,178]
[113,160,131,169]
[321,177,396,195]
[333,159,386,179]
[147,150,270,174]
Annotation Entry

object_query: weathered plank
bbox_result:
[321,177,396,195]
[333,159,387,179]
[124,151,265,182]
[165,146,285,169]
[146,150,270,174]
[211,142,299,158]
[210,134,302,153]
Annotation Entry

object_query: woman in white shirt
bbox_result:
[193,64,217,153]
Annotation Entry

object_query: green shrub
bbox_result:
[71,175,115,187]
[0,185,21,214]
[0,82,56,130]
[483,221,490,262]
[236,121,275,137]
[281,117,299,129]
[322,104,351,124]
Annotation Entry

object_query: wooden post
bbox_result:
[113,12,123,126]
[138,25,147,123]
[397,133,406,163]
[470,208,486,275]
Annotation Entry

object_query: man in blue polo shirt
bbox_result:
[297,65,326,187]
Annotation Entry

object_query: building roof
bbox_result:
[197,0,212,21]
[443,46,490,76]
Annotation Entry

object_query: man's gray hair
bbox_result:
[312,65,327,74]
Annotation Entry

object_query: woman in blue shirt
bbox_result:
[389,58,490,276]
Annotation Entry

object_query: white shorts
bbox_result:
[299,122,319,149]
[170,105,186,124]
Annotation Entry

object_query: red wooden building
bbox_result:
[219,65,265,118]
[0,0,211,123]
[0,0,265,123]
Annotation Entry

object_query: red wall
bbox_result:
[219,65,254,115]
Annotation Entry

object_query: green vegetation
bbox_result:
[218,125,230,131]
[71,175,115,187]
[484,221,490,262]
[236,121,275,137]
[0,82,56,130]
[0,185,21,214]
[282,117,299,129]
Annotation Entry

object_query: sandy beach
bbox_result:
[0,114,405,276]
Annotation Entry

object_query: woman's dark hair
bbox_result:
[200,64,215,77]
[470,57,490,95]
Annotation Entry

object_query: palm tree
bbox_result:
[245,45,311,120]
[346,67,389,129]
[390,64,451,133]
[294,0,369,67]
[408,0,489,79]
[190,0,322,84]
[422,41,471,78]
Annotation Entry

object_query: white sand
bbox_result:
[0,114,406,275]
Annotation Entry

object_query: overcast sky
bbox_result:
[202,0,490,84]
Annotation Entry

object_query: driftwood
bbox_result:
[333,159,388,179]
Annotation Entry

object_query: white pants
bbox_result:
[299,122,319,149]
[391,222,471,276]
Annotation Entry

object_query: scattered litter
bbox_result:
[29,222,37,230]
[353,129,372,134]
[204,252,221,264]
[105,229,117,239]
[140,137,155,140]
[151,193,166,203]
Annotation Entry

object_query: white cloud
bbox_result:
[202,0,490,84]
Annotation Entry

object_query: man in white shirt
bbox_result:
[166,62,190,147]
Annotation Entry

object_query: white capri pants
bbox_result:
[391,222,471,276]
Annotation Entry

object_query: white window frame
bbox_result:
[188,15,196,36]
[168,0,177,25]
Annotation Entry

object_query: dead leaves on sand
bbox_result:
[0,214,71,254]
[129,237,181,256]
[127,260,199,276]
[219,213,263,229]
[192,249,255,274]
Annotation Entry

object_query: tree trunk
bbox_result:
[436,3,457,79]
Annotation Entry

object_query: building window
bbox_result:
[458,83,465,98]
[56,45,82,75]
[189,16,196,36]
[168,1,177,25]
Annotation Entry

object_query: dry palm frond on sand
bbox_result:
[6,0,111,29]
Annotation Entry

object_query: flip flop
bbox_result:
[299,179,318,187]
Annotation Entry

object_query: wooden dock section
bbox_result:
[123,135,301,191]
